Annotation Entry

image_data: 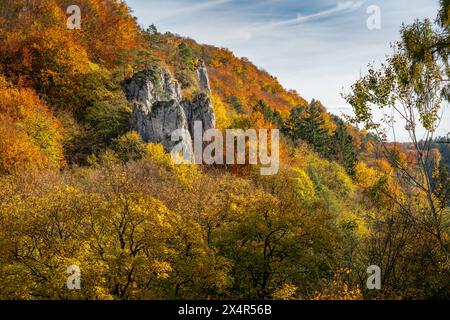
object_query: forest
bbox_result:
[0,0,449,300]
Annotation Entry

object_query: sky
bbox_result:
[125,0,448,141]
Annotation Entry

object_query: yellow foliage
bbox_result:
[289,168,316,201]
[144,143,200,186]
[211,93,234,129]
[313,269,362,300]
[306,153,356,198]
[374,159,394,176]
[355,161,382,189]
[273,283,298,300]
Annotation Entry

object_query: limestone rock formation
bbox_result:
[124,68,192,154]
[188,60,215,133]
[124,63,215,156]
[182,93,216,136]
[124,68,182,109]
[196,60,211,93]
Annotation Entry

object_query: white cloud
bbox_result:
[252,0,366,31]
[154,0,233,21]
[207,0,367,42]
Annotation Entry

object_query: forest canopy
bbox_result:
[0,0,449,300]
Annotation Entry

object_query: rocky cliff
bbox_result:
[124,62,215,156]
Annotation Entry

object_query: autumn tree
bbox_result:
[0,76,64,173]
[344,7,450,297]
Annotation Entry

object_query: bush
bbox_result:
[112,131,146,162]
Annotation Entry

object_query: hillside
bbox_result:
[0,0,449,300]
[148,31,308,115]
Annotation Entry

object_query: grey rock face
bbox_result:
[125,63,215,156]
[124,68,181,110]
[131,100,192,151]
[125,68,192,155]
[182,93,216,135]
[196,60,211,93]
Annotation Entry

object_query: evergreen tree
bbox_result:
[178,42,196,71]
[283,104,331,157]
[331,122,358,176]
[147,24,158,36]
[254,99,282,125]
[230,95,244,113]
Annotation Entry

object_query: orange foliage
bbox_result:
[58,0,144,68]
[0,121,48,175]
[0,77,64,173]
[0,0,143,86]
[208,48,307,116]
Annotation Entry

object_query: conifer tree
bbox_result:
[332,122,358,176]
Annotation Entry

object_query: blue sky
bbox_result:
[125,0,448,141]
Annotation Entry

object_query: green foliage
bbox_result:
[170,42,200,89]
[344,20,446,135]
[345,5,450,299]
[306,154,356,200]
[289,168,316,201]
[112,131,146,162]
[178,42,198,72]
[49,65,133,163]
[229,95,244,113]
[283,104,331,157]
[281,103,358,176]
[83,99,131,145]
[440,0,450,28]
[331,121,358,176]
[254,99,282,126]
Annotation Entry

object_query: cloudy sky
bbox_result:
[126,0,448,141]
